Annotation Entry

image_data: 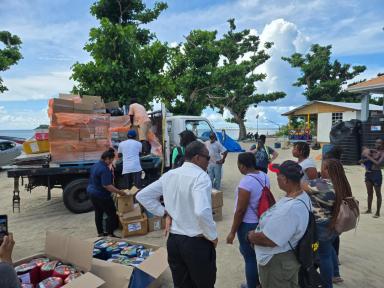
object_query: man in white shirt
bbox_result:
[118,129,143,189]
[205,132,228,190]
[136,141,218,288]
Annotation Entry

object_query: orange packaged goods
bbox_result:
[49,127,79,141]
[52,113,110,128]
[48,98,74,115]
[109,115,130,129]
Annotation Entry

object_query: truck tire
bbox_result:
[63,178,93,214]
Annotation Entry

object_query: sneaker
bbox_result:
[332,277,344,284]
[373,214,380,218]
[240,283,247,288]
[363,210,372,214]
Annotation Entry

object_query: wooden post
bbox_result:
[307,113,310,129]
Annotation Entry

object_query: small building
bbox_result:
[282,100,383,143]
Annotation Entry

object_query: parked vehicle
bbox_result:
[0,136,26,144]
[7,111,215,213]
[0,140,22,167]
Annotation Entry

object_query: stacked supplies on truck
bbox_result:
[48,94,111,163]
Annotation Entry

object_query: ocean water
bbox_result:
[0,130,34,139]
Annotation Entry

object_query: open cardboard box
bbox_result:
[14,231,105,287]
[117,186,140,213]
[89,237,168,288]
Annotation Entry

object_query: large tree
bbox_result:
[161,30,220,115]
[210,19,285,139]
[282,44,366,102]
[71,0,168,106]
[0,31,22,93]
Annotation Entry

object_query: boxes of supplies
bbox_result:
[211,189,223,209]
[118,204,142,221]
[119,214,148,237]
[147,216,165,232]
[212,207,223,222]
[117,187,139,213]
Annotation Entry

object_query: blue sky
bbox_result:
[0,0,383,129]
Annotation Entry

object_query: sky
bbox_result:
[0,0,383,130]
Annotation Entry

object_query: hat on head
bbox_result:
[269,160,304,182]
[127,129,137,138]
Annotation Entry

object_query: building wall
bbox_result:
[317,111,357,143]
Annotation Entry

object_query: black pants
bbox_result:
[90,195,118,235]
[167,233,216,288]
[124,172,142,189]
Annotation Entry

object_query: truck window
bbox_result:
[185,120,212,141]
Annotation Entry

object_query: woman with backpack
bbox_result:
[303,158,357,287]
[226,152,270,288]
[171,130,197,168]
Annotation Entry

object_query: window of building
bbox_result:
[332,112,343,125]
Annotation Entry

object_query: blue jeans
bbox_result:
[237,222,259,288]
[208,163,223,190]
[317,223,339,288]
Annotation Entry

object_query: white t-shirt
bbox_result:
[205,140,227,164]
[118,139,143,174]
[255,192,311,266]
[299,157,317,181]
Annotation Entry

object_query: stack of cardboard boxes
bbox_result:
[116,187,148,237]
[48,95,111,163]
[212,189,224,221]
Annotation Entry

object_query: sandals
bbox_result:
[332,277,344,284]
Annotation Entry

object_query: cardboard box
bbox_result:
[117,186,139,213]
[82,95,102,105]
[94,125,109,139]
[148,216,165,232]
[89,238,168,288]
[74,102,94,114]
[212,207,223,222]
[118,204,142,221]
[59,93,81,102]
[105,101,120,109]
[211,189,223,209]
[22,139,50,154]
[14,231,104,288]
[120,214,148,237]
[80,127,95,140]
[51,98,74,113]
[49,126,79,141]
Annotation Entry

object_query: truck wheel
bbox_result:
[63,179,93,214]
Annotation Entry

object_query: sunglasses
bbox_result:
[198,154,210,161]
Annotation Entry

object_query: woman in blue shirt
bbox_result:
[87,148,126,237]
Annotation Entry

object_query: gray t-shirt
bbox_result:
[255,192,311,265]
[205,140,227,164]
[0,262,20,288]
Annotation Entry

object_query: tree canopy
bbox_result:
[282,44,366,102]
[0,31,22,93]
[71,0,168,107]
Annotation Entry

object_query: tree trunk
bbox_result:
[238,119,247,140]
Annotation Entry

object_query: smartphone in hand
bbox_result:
[0,215,8,245]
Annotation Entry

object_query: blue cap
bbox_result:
[127,130,137,138]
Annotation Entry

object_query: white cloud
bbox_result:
[0,106,49,129]
[1,71,74,101]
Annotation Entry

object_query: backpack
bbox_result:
[247,174,276,217]
[289,198,324,288]
[335,197,360,234]
[254,147,270,170]
[173,147,185,168]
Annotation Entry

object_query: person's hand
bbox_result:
[164,215,172,237]
[211,238,218,248]
[247,231,256,245]
[0,233,15,264]
[226,232,236,244]
[216,159,224,165]
[119,190,127,196]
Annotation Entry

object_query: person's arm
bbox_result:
[226,188,250,244]
[117,144,123,159]
[365,152,384,166]
[136,178,165,217]
[0,233,14,264]
[217,144,228,164]
[171,147,178,167]
[269,147,278,162]
[247,231,277,247]
[193,173,218,244]
[305,167,318,180]
[101,169,125,196]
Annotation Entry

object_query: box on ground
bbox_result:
[120,213,148,237]
[14,231,104,288]
[118,204,142,221]
[212,206,223,222]
[117,186,139,213]
[89,237,168,288]
[211,189,223,209]
[147,216,165,232]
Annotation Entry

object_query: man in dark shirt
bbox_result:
[87,148,126,237]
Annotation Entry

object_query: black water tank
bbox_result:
[330,120,361,165]
[361,117,384,149]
